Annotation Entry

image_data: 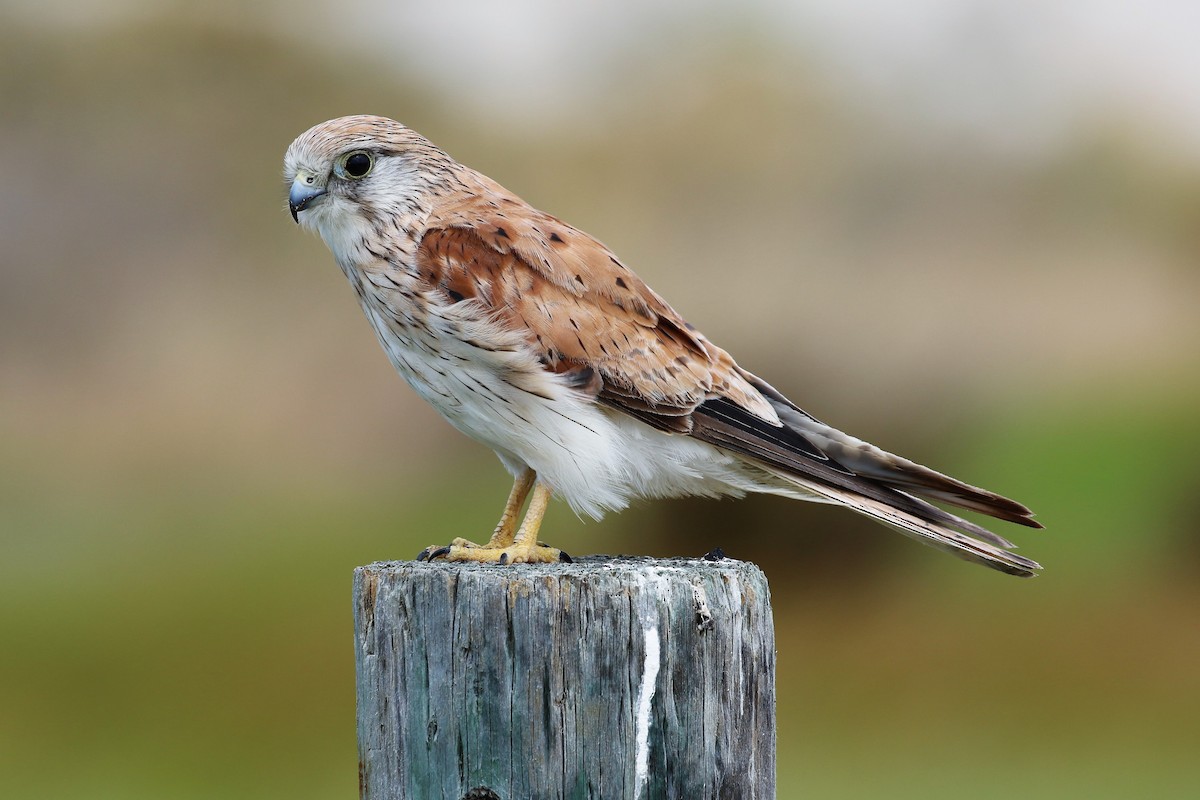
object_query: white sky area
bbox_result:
[15,0,1200,157]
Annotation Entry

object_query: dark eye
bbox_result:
[343,151,373,178]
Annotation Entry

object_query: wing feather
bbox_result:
[415,186,778,427]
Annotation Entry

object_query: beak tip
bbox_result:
[287,181,326,224]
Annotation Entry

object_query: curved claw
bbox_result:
[417,545,453,562]
[415,542,565,564]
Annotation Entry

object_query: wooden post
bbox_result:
[354,556,775,800]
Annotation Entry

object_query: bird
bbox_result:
[284,115,1042,576]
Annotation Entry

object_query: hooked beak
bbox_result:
[288,170,327,223]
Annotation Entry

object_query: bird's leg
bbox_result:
[508,481,554,553]
[417,472,571,563]
[417,468,533,559]
[480,467,536,548]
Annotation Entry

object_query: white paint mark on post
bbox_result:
[633,622,660,799]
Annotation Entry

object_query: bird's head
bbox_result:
[284,115,456,258]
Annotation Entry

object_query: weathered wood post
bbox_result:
[354,556,775,799]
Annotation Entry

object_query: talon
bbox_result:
[498,552,509,565]
[425,545,452,561]
[416,548,431,562]
[702,547,726,561]
[558,551,573,563]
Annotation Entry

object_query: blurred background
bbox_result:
[2,1,1198,797]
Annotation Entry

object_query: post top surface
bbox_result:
[355,554,767,583]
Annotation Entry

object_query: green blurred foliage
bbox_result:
[1,7,1198,799]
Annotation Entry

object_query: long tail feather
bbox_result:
[687,371,1044,576]
[742,372,1042,528]
[760,465,1042,577]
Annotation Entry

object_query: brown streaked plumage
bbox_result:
[417,193,776,429]
[285,115,1042,575]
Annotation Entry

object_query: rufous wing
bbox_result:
[415,186,778,432]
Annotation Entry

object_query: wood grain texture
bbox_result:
[354,556,775,800]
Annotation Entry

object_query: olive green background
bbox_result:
[2,5,1197,798]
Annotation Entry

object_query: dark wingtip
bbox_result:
[1006,556,1043,578]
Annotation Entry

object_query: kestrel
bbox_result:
[285,115,1042,576]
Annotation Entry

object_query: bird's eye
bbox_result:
[340,151,373,179]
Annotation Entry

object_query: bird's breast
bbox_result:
[344,264,767,520]
[353,273,561,437]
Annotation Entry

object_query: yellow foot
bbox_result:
[416,541,572,564]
